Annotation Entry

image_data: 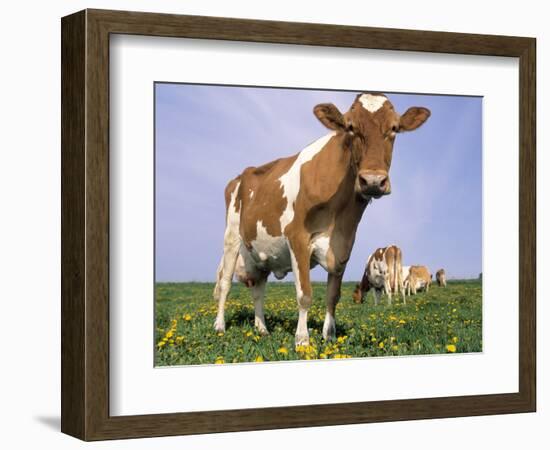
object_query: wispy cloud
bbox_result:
[155,84,481,281]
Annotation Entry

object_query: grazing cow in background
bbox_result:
[405,265,432,295]
[353,245,406,305]
[213,93,430,346]
[436,268,447,287]
[402,265,411,293]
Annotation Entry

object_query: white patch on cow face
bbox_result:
[359,94,387,113]
[368,257,388,288]
[311,234,331,271]
[249,190,254,199]
[278,133,335,231]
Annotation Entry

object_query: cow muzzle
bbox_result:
[357,170,391,198]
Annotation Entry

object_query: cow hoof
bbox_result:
[295,333,310,348]
[322,328,336,342]
[214,317,225,333]
[322,314,336,341]
[256,326,269,336]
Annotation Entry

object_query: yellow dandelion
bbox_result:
[217,332,224,337]
[255,356,264,363]
[277,347,288,355]
[215,356,225,364]
[391,345,399,351]
[157,341,166,348]
[183,314,192,321]
[452,336,459,343]
[399,319,406,324]
[378,341,385,349]
[446,344,457,353]
[246,331,253,337]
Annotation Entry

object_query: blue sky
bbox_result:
[155,83,482,282]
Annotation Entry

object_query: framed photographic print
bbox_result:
[61,9,536,441]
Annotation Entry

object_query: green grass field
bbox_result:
[155,280,482,366]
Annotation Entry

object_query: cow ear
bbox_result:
[399,107,431,131]
[313,103,346,131]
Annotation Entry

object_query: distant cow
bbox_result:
[353,245,405,305]
[402,265,411,291]
[405,265,432,295]
[213,92,430,346]
[436,268,447,287]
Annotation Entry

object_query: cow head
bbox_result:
[352,284,363,304]
[370,258,388,286]
[313,93,431,200]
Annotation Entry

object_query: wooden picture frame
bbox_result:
[61,9,536,441]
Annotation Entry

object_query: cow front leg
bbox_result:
[323,272,342,341]
[374,288,381,306]
[289,241,313,348]
[251,274,269,336]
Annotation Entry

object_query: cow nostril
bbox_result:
[379,176,388,190]
[359,175,368,188]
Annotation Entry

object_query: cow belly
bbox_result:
[416,279,427,289]
[248,226,292,278]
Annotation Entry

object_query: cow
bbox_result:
[213,92,430,346]
[405,265,432,295]
[352,245,406,305]
[402,265,411,291]
[436,268,447,287]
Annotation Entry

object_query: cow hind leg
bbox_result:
[322,273,342,341]
[385,279,392,306]
[398,268,406,305]
[213,241,240,333]
[213,258,224,301]
[252,274,269,336]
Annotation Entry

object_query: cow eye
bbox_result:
[391,125,398,133]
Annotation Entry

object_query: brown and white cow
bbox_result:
[405,265,432,295]
[436,268,447,287]
[352,245,406,305]
[213,93,430,346]
[402,265,411,292]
